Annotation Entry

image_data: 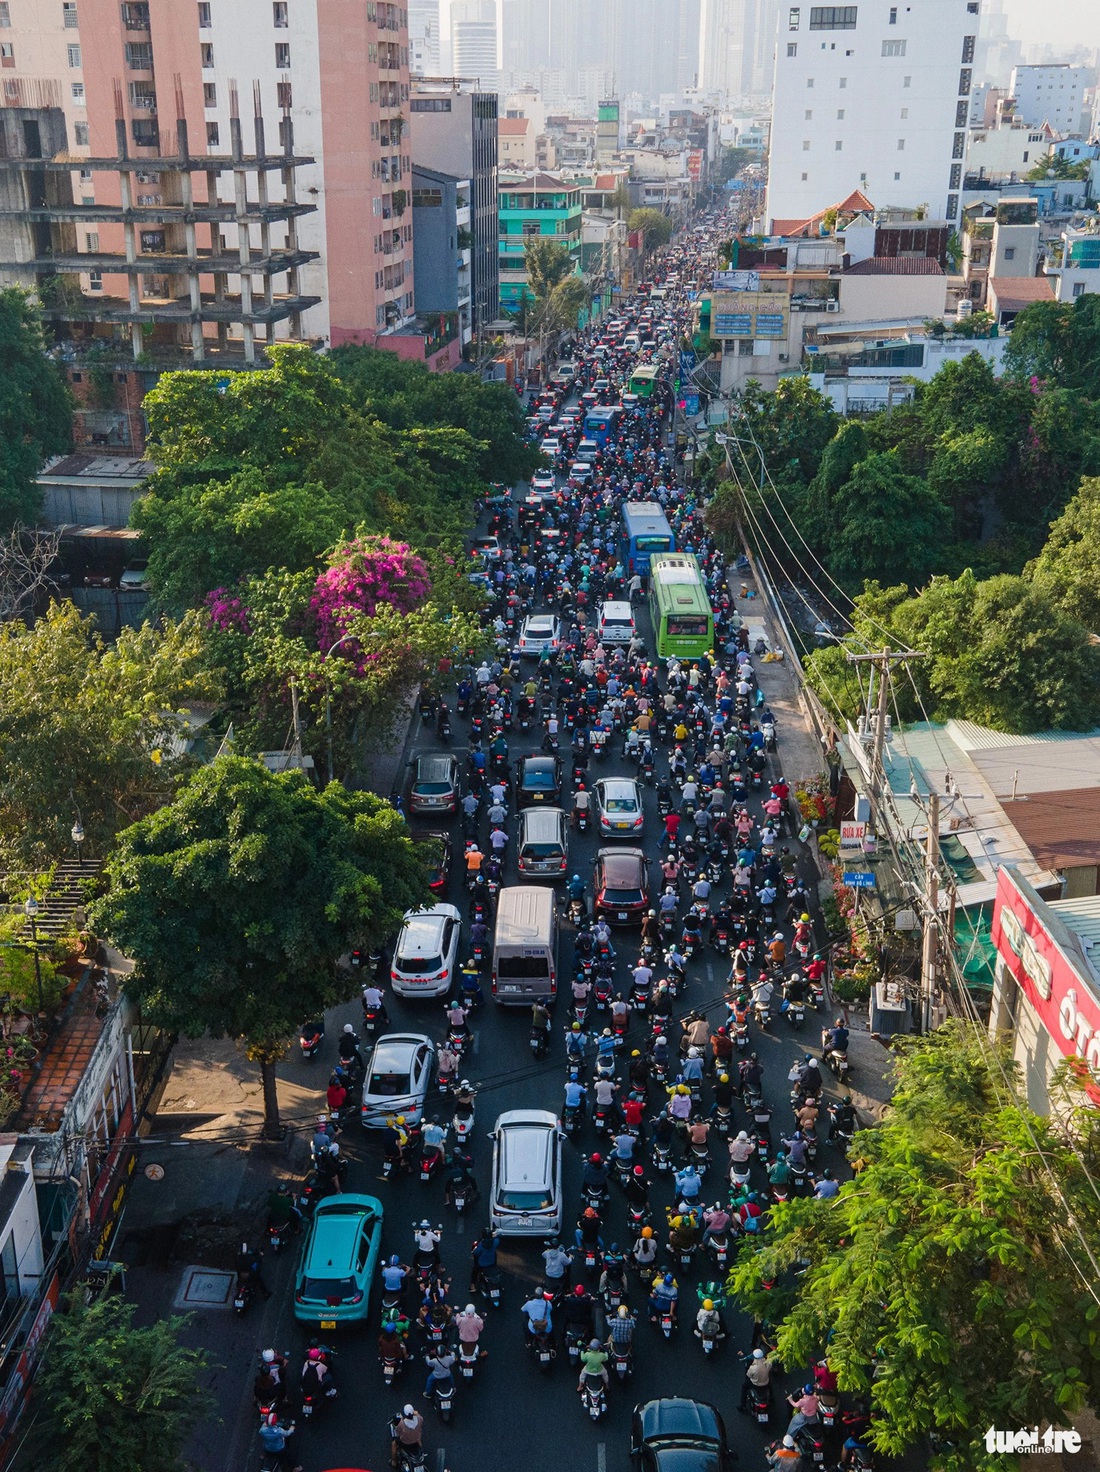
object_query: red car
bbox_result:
[593,847,649,925]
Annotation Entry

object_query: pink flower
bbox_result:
[204,587,252,634]
[310,536,431,669]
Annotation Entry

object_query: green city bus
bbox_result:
[648,553,714,661]
[629,364,660,399]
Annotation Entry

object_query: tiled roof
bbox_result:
[770,188,877,238]
[988,276,1055,310]
[1006,788,1100,871]
[498,117,530,136]
[845,256,945,275]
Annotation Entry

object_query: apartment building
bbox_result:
[767,0,979,229]
[497,172,582,311]
[0,0,415,363]
[1010,63,1091,137]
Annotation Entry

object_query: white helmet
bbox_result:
[688,1046,700,1058]
[464,1303,476,1315]
[737,1130,749,1141]
[343,1022,355,1034]
[262,1349,276,1364]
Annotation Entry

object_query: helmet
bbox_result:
[590,1152,602,1165]
[262,1349,275,1364]
[804,1384,814,1395]
[419,1218,431,1229]
[572,875,581,883]
[308,1348,322,1362]
[663,1272,674,1285]
[575,1283,587,1297]
[584,1207,598,1219]
[267,1413,279,1427]
[800,913,811,923]
[813,952,822,961]
[460,1080,471,1090]
[403,1404,417,1419]
[656,1035,667,1046]
[717,1026,727,1036]
[572,1022,581,1032]
[804,1054,813,1064]
[634,1165,645,1177]
[718,1073,729,1085]
[464,1303,476,1315]
[317,1113,328,1125]
[602,1028,612,1037]
[389,1254,400,1266]
[836,1017,845,1027]
[737,1131,748,1141]
[648,909,657,918]
[343,1023,354,1034]
[783,1437,796,1450]
[328,1142,339,1156]
[641,1226,654,1239]
[671,1215,683,1228]
[822,1168,834,1180]
[753,1348,765,1359]
[688,1046,700,1058]
[589,1338,602,1350]
[631,1049,641,1058]
[702,1298,714,1311]
[677,1085,689,1096]
[396,1115,406,1125]
[618,1305,631,1319]
[843,1095,852,1105]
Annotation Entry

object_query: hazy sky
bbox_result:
[1001,0,1100,53]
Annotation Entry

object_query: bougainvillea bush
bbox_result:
[310,536,431,662]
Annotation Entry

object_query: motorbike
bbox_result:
[652,1138,673,1174]
[787,998,805,1030]
[564,1326,588,1365]
[299,1021,324,1060]
[827,1048,852,1082]
[579,1370,607,1421]
[713,1104,733,1138]
[609,1342,633,1383]
[458,1340,480,1380]
[530,1022,551,1059]
[426,1368,456,1423]
[747,1381,772,1427]
[796,1425,827,1467]
[695,1316,723,1356]
[529,1325,555,1373]
[475,1262,502,1308]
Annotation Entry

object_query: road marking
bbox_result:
[437,1449,448,1472]
[597,1443,607,1472]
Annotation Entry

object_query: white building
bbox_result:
[1010,64,1091,137]
[766,0,979,230]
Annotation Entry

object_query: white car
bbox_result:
[360,1033,436,1129]
[518,613,562,656]
[594,777,645,836]
[541,437,562,458]
[530,472,557,493]
[390,903,461,997]
[568,462,593,485]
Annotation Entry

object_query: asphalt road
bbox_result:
[249,509,852,1472]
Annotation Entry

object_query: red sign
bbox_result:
[0,1270,60,1443]
[992,868,1100,1097]
[687,150,703,180]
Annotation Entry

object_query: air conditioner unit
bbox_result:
[825,300,840,312]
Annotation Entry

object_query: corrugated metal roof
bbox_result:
[1049,895,1100,973]
[945,719,1100,750]
[845,257,944,276]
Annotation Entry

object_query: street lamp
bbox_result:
[23,897,43,1016]
[71,819,85,866]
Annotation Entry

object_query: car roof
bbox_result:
[636,1399,723,1448]
[598,846,646,877]
[525,614,556,627]
[397,907,457,954]
[305,1195,382,1270]
[416,755,456,780]
[599,777,640,798]
[369,1033,433,1069]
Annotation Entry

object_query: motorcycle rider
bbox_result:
[423,1346,456,1401]
[390,1405,425,1469]
[301,1345,337,1407]
[829,1095,858,1142]
[258,1412,301,1472]
[520,1290,555,1345]
[739,1346,775,1411]
[694,1295,725,1346]
[443,1146,478,1209]
[454,1303,486,1358]
[577,1337,609,1392]
[648,1269,679,1324]
[542,1239,573,1296]
[468,1227,499,1294]
[823,1017,850,1061]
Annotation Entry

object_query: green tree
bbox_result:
[1004,295,1100,396]
[802,420,869,549]
[736,377,838,487]
[523,237,574,300]
[627,208,675,251]
[0,601,215,865]
[718,145,755,180]
[90,756,431,1136]
[829,451,946,590]
[1026,475,1100,629]
[0,288,72,529]
[25,1290,210,1472]
[895,569,1100,731]
[729,1023,1100,1472]
[1027,152,1090,181]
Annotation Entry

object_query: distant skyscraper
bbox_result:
[410,0,441,75]
[698,0,775,98]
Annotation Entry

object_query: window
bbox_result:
[1073,282,1086,298]
[837,107,844,118]
[803,138,811,150]
[73,121,89,143]
[79,167,91,178]
[900,106,908,118]
[1022,151,1028,163]
[67,42,82,66]
[277,79,291,107]
[203,82,216,105]
[201,42,213,65]
[125,40,152,66]
[967,1,978,11]
[801,171,808,180]
[410,96,451,111]
[961,34,975,63]
[278,116,291,147]
[952,131,965,159]
[129,81,155,107]
[275,41,290,66]
[206,120,219,145]
[955,100,968,127]
[788,6,800,26]
[787,41,797,54]
[808,6,857,29]
[140,228,165,250]
[122,0,149,25]
[888,4,896,18]
[273,0,287,21]
[902,74,910,86]
[835,139,843,150]
[1003,247,1015,261]
[197,1,211,25]
[947,193,959,217]
[958,67,971,95]
[897,138,904,150]
[0,5,9,26]
[838,75,846,87]
[412,187,442,207]
[131,118,158,145]
[63,2,78,26]
[88,270,102,290]
[805,108,813,119]
[806,76,813,87]
[85,232,99,251]
[894,171,900,180]
[949,163,961,189]
[881,39,905,56]
[72,82,85,100]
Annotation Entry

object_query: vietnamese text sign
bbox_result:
[839,820,867,849]
[842,871,876,889]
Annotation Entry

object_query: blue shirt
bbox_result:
[814,1179,840,1199]
[564,1081,586,1107]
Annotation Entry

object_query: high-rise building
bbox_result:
[410,0,442,75]
[1010,64,1091,135]
[767,0,978,229]
[452,18,500,89]
[0,0,414,357]
[410,82,499,330]
[698,0,752,96]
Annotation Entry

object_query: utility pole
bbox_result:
[844,648,926,830]
[920,789,940,1035]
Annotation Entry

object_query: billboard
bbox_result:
[712,270,760,291]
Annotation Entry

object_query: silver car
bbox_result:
[360,1033,436,1129]
[594,776,645,837]
[489,1109,563,1236]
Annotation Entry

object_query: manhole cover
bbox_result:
[175,1266,235,1309]
[144,1163,165,1181]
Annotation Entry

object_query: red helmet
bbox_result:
[590,1152,602,1165]
[633,1165,645,1177]
[717,1026,727,1035]
[574,1283,586,1296]
[583,1207,598,1219]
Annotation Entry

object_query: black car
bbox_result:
[517,754,563,806]
[631,1399,733,1472]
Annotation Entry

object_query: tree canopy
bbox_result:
[90,756,431,1135]
[628,208,675,250]
[729,1022,1100,1472]
[0,288,72,529]
[24,1289,209,1472]
[1026,475,1100,630]
[1004,295,1100,397]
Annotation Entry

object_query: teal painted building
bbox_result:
[498,173,583,311]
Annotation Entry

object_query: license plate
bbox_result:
[618,912,627,920]
[615,822,629,830]
[519,1216,531,1226]
[320,1319,336,1330]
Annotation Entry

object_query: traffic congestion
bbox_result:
[254,209,866,1472]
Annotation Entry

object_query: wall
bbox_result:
[838,270,948,322]
[966,125,1047,180]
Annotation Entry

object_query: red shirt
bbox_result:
[806,959,826,982]
[664,813,681,838]
[623,1098,645,1126]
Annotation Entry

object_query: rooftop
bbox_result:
[499,172,580,192]
[987,275,1056,310]
[845,257,945,276]
[770,188,876,238]
[39,454,154,485]
[498,117,531,137]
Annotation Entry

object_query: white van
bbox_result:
[598,600,636,646]
[491,885,558,1005]
[622,332,640,352]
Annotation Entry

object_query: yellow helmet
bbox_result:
[800,913,811,923]
[702,1298,714,1311]
[396,1116,406,1125]
[677,1084,690,1096]
[671,1215,683,1228]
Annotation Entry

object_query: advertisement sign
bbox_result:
[839,820,867,849]
[712,270,760,292]
[992,868,1100,1093]
[714,312,752,337]
[755,312,786,338]
[0,1271,60,1442]
[687,149,703,180]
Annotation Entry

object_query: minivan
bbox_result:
[518,807,569,879]
[489,1109,563,1236]
[623,332,640,352]
[598,600,636,646]
[491,885,558,1005]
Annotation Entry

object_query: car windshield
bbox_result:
[606,796,638,813]
[367,1069,412,1096]
[525,768,555,788]
[398,952,442,975]
[498,1189,552,1210]
[603,887,642,903]
[301,1276,360,1303]
[497,955,550,979]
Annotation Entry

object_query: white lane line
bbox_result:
[437,1448,448,1472]
[597,1443,607,1472]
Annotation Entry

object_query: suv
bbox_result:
[390,903,461,997]
[631,1399,733,1472]
[489,1109,563,1236]
[408,754,460,815]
